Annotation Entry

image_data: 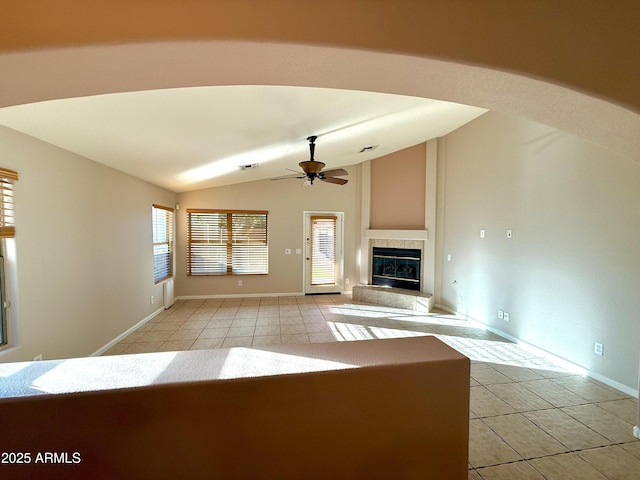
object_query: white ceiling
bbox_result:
[0,85,486,192]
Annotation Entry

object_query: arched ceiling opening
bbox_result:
[3,1,638,112]
[0,2,637,191]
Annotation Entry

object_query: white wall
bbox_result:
[437,111,640,390]
[0,125,176,362]
[176,166,361,297]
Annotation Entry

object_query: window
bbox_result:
[310,215,337,286]
[0,168,17,346]
[187,209,268,275]
[0,247,6,346]
[152,204,174,284]
[0,168,18,240]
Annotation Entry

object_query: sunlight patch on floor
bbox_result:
[327,302,581,376]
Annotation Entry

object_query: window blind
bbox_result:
[310,215,337,285]
[152,204,174,283]
[0,168,18,239]
[187,209,268,275]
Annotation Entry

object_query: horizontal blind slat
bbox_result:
[152,205,173,283]
[187,210,268,275]
[310,216,336,285]
[0,169,17,238]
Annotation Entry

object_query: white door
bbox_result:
[304,212,343,294]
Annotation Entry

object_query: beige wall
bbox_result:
[437,111,640,390]
[176,166,361,297]
[0,125,176,362]
[370,143,426,229]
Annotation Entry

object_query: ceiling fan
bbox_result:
[272,136,349,185]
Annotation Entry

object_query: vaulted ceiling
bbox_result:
[0,85,485,192]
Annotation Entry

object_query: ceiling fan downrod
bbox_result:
[299,135,325,183]
[307,135,317,160]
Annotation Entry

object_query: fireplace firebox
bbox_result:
[371,247,421,291]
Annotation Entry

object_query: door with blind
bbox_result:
[304,212,343,294]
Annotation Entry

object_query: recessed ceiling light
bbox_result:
[359,145,379,153]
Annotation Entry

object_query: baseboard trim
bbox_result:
[177,291,353,300]
[176,292,305,300]
[485,327,638,398]
[434,304,639,399]
[90,307,165,357]
[434,303,456,315]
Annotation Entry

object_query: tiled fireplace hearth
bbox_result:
[354,229,433,312]
[352,284,433,311]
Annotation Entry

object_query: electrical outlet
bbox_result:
[345,278,350,285]
[447,253,452,261]
[480,229,485,238]
[594,342,604,356]
[503,312,510,322]
[498,309,504,319]
[458,295,463,305]
[238,280,243,287]
[150,295,155,304]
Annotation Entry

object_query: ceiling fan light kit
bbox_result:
[298,161,325,174]
[272,135,349,186]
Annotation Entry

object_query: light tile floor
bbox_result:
[104,295,640,479]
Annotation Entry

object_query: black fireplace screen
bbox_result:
[372,247,421,291]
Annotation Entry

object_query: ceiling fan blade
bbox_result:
[285,168,304,174]
[320,176,348,185]
[271,173,306,181]
[320,168,348,177]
